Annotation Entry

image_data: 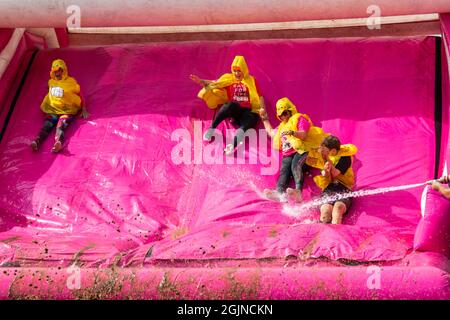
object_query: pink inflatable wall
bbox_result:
[442,14,450,168]
[413,14,450,258]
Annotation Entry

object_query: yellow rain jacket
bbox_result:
[306,143,358,190]
[197,55,261,113]
[273,97,329,155]
[40,59,82,115]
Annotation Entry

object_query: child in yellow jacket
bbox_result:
[31,59,88,153]
[260,97,327,202]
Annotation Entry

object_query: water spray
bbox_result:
[281,179,445,219]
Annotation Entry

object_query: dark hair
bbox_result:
[321,135,341,151]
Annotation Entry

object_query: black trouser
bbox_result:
[276,152,308,193]
[211,101,259,148]
[37,114,74,143]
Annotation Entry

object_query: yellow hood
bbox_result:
[276,97,298,121]
[50,59,69,80]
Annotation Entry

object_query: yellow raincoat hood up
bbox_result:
[273,97,329,155]
[197,55,261,113]
[40,59,82,115]
[306,143,358,190]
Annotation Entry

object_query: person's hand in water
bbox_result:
[427,175,450,185]
[430,178,450,199]
[431,180,442,191]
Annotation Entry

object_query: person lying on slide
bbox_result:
[190,55,264,155]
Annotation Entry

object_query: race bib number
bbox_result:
[234,96,249,102]
[50,86,64,98]
[232,83,249,102]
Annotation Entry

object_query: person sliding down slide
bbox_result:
[190,55,264,155]
[427,175,450,199]
[260,97,328,203]
[306,135,358,224]
[30,59,89,153]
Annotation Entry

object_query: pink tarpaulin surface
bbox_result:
[0,37,448,298]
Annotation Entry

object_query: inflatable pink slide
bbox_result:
[0,18,448,300]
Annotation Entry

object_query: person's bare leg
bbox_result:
[320,204,333,223]
[331,201,347,224]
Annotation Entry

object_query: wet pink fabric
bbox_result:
[0,36,447,290]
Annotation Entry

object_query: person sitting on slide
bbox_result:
[428,175,450,199]
[260,97,327,202]
[31,59,88,153]
[306,135,357,224]
[190,55,264,155]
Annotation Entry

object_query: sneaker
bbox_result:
[51,140,63,153]
[30,139,39,152]
[203,128,215,142]
[286,188,303,203]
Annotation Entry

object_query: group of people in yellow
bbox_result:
[191,55,358,224]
